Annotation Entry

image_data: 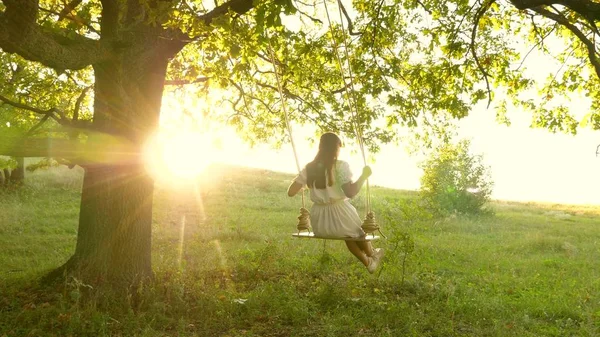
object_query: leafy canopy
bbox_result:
[1,0,600,152]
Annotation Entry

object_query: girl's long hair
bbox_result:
[306,132,342,189]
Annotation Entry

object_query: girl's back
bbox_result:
[295,160,353,204]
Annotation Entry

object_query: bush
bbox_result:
[419,139,493,216]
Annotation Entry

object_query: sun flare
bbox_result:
[143,131,213,184]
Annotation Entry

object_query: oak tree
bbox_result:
[1,0,599,285]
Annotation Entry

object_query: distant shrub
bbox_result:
[419,140,493,216]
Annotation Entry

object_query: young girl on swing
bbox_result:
[287,132,384,273]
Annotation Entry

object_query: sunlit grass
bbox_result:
[1,164,599,336]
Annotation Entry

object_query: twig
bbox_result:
[73,85,92,123]
[469,0,496,108]
[337,0,361,35]
[415,0,432,14]
[38,6,100,35]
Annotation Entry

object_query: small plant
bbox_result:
[419,139,493,216]
[379,198,423,283]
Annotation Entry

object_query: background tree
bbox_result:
[1,0,600,286]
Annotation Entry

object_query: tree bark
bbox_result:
[46,44,171,285]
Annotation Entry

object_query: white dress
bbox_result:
[293,160,365,238]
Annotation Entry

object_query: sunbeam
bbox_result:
[177,214,186,270]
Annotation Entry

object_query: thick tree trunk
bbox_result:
[65,164,154,283]
[46,47,171,285]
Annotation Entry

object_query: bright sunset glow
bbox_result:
[153,95,600,205]
[143,130,213,184]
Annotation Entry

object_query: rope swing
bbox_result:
[267,41,311,233]
[323,0,384,238]
[267,0,385,239]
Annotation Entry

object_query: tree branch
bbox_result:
[0,0,114,70]
[295,5,322,24]
[516,19,558,71]
[253,80,337,129]
[100,0,119,37]
[0,93,64,124]
[469,0,496,108]
[415,0,433,14]
[198,0,255,24]
[38,6,100,35]
[57,0,83,21]
[510,0,600,21]
[532,6,600,78]
[25,113,52,136]
[337,0,361,36]
[73,86,92,123]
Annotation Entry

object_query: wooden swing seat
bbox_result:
[291,232,380,241]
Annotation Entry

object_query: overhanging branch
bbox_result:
[337,0,361,35]
[470,0,496,108]
[198,0,255,24]
[0,0,114,70]
[509,0,600,21]
[0,93,63,124]
[532,6,600,78]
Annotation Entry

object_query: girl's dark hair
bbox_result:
[306,132,342,189]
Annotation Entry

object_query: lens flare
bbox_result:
[143,131,212,185]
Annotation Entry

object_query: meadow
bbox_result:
[1,164,599,336]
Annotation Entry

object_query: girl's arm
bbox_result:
[342,166,372,198]
[287,182,303,197]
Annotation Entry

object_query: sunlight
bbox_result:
[143,130,213,185]
[177,214,186,270]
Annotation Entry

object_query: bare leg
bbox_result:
[357,241,374,257]
[345,241,369,266]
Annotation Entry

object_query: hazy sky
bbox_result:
[197,105,600,206]
[155,5,600,206]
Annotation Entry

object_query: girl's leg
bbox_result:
[345,241,369,266]
[357,241,374,257]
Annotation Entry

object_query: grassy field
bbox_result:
[1,164,599,336]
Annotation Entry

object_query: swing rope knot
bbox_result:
[361,211,386,238]
[297,207,311,232]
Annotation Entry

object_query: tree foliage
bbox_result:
[1,0,600,154]
[0,51,93,155]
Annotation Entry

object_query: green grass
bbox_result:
[1,165,599,336]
